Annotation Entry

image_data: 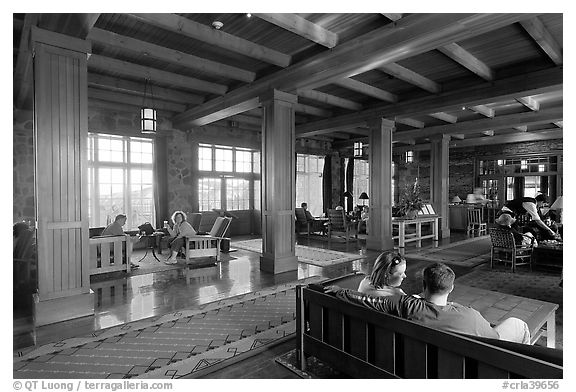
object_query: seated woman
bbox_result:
[358,251,407,297]
[164,210,196,264]
[495,213,536,247]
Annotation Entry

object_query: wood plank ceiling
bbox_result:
[13,13,563,150]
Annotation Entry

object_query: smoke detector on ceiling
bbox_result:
[212,21,224,30]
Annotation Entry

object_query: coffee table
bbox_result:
[450,284,558,348]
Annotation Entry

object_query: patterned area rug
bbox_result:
[455,264,563,349]
[232,239,365,267]
[13,276,323,379]
[407,236,491,267]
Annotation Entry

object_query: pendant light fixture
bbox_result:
[141,77,156,134]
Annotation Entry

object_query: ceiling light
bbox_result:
[212,21,224,30]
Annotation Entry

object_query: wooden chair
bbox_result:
[489,226,533,272]
[467,208,487,237]
[184,217,232,266]
[295,208,325,237]
[327,209,356,243]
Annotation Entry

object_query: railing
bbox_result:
[89,235,132,276]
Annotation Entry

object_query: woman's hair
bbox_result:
[171,210,187,223]
[369,251,406,288]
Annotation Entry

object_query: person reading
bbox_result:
[325,262,530,343]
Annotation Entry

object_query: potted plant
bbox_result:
[398,180,424,219]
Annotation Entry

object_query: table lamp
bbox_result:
[549,196,563,224]
[451,195,462,204]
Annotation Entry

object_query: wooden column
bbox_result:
[32,28,94,325]
[430,134,451,238]
[259,90,298,274]
[366,118,395,251]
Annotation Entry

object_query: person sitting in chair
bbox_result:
[301,202,315,222]
[102,214,140,268]
[325,262,531,343]
[164,210,196,264]
[499,194,559,241]
[495,213,537,247]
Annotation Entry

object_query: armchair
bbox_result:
[489,226,534,272]
[184,217,232,267]
[295,208,325,237]
[326,209,356,243]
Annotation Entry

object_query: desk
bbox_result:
[392,215,438,247]
[451,285,558,348]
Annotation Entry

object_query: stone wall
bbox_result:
[13,110,35,223]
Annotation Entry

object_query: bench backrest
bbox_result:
[297,280,562,379]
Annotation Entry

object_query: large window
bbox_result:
[197,144,260,211]
[88,134,155,230]
[296,154,324,216]
[353,159,370,207]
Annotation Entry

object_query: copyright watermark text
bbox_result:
[13,380,173,392]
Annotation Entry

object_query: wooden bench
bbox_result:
[296,272,562,378]
[89,235,132,276]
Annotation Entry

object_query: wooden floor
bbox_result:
[13,231,507,378]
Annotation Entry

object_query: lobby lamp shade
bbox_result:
[359,192,369,205]
[141,78,157,134]
[452,195,462,204]
[550,196,563,224]
[343,191,353,198]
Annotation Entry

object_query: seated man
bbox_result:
[102,214,139,268]
[325,262,530,343]
[301,202,325,234]
[301,202,315,221]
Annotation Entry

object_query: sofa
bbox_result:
[296,272,562,379]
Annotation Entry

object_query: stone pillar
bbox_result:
[259,90,298,274]
[366,118,395,251]
[430,134,451,238]
[32,27,94,325]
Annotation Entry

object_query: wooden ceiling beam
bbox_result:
[381,14,403,22]
[334,79,398,103]
[88,88,187,112]
[514,126,528,132]
[468,104,495,118]
[393,128,562,151]
[296,89,363,111]
[516,96,540,111]
[395,117,425,128]
[174,13,534,128]
[482,130,495,136]
[294,103,332,117]
[553,121,563,128]
[430,112,458,123]
[129,13,291,67]
[438,43,495,81]
[88,28,256,83]
[379,63,441,93]
[89,54,227,95]
[394,107,562,141]
[88,98,175,116]
[88,73,204,105]
[520,17,562,65]
[296,67,561,136]
[228,114,261,127]
[254,13,338,48]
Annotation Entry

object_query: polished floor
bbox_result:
[14,231,561,378]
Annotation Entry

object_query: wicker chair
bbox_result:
[489,226,533,272]
[467,208,487,237]
[327,209,356,243]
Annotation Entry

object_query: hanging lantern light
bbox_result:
[141,78,156,134]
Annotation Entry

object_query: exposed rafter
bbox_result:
[394,108,561,141]
[468,105,495,118]
[520,17,562,65]
[334,79,397,102]
[516,96,540,111]
[87,74,204,105]
[88,88,187,112]
[430,112,458,123]
[296,89,362,111]
[89,54,228,95]
[129,13,291,67]
[438,43,495,81]
[381,14,403,21]
[379,63,441,93]
[173,13,534,128]
[87,28,256,83]
[254,13,338,48]
[296,67,561,136]
[395,117,425,128]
